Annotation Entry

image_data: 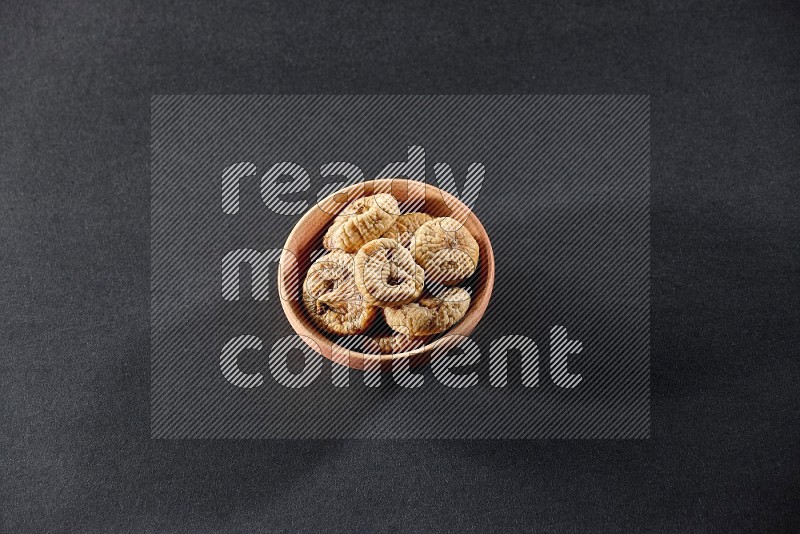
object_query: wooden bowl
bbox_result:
[278,179,495,370]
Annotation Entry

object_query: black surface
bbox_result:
[2,0,798,531]
[150,95,650,439]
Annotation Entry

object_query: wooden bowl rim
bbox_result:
[278,178,495,370]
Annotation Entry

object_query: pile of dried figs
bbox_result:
[302,193,480,354]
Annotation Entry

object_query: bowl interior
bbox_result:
[278,179,494,370]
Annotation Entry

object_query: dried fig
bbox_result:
[383,287,471,337]
[380,212,433,249]
[354,238,425,307]
[302,250,377,335]
[412,217,480,285]
[366,328,427,355]
[323,193,400,253]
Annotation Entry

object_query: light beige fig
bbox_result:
[354,238,424,307]
[380,212,433,249]
[365,326,427,355]
[412,217,480,285]
[302,251,377,335]
[322,194,400,253]
[383,287,471,337]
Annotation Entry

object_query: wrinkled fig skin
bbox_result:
[302,251,377,335]
[383,287,471,337]
[412,217,480,285]
[305,195,482,346]
[380,212,433,249]
[354,238,425,307]
[323,194,400,253]
[366,330,427,355]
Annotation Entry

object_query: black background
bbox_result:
[150,96,650,439]
[2,0,798,531]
